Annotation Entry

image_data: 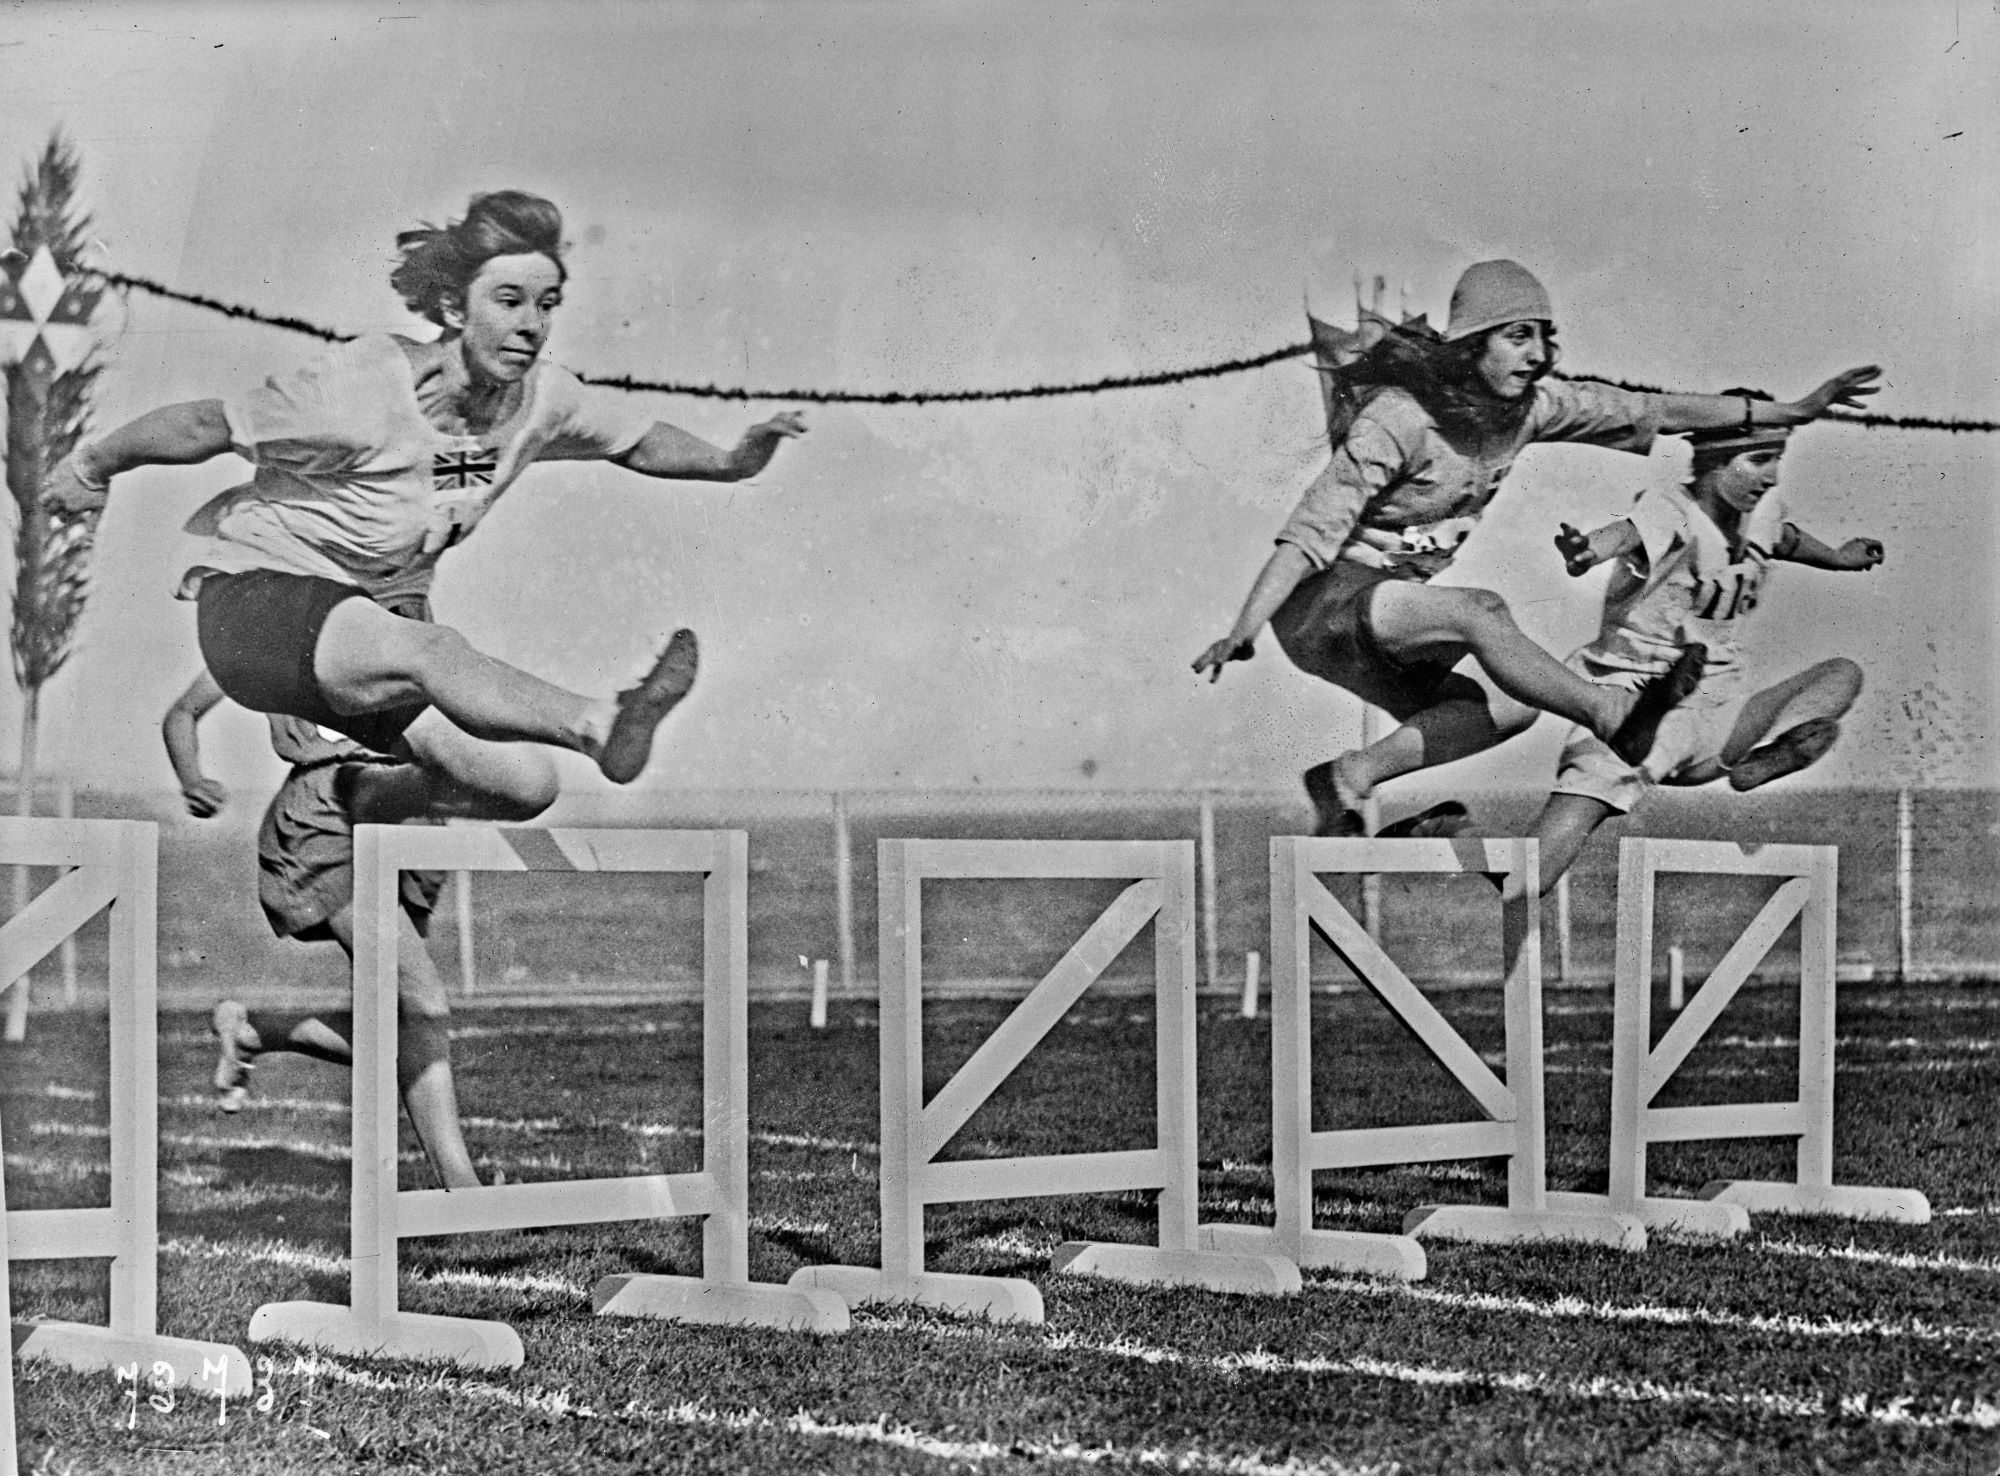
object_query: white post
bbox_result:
[58,777,76,1006]
[1554,872,1573,988]
[1667,944,1685,1012]
[1359,708,1382,938]
[1199,792,1219,991]
[810,959,829,1030]
[454,870,476,997]
[1240,950,1261,1020]
[833,791,856,996]
[1896,786,1914,982]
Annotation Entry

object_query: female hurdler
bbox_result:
[1191,260,1879,836]
[1512,397,1885,895]
[42,190,806,825]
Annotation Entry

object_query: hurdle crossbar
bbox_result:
[793,839,1298,1323]
[1201,836,1643,1278]
[0,818,250,1396]
[1548,838,1928,1233]
[248,825,846,1371]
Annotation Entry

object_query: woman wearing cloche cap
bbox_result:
[1192,258,1879,838]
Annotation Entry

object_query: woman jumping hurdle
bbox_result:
[1192,259,1879,837]
[44,190,805,825]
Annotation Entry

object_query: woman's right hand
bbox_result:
[1555,523,1595,577]
[42,454,109,517]
[180,777,229,819]
[1192,637,1255,683]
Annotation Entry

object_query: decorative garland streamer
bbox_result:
[89,268,1996,432]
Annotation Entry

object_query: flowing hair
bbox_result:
[389,190,567,327]
[1320,316,1558,447]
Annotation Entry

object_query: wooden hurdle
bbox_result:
[1547,838,1929,1234]
[1201,836,1644,1278]
[792,839,1299,1324]
[249,825,847,1371]
[0,818,251,1395]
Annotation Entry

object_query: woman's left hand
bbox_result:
[1838,537,1885,571]
[728,411,808,478]
[41,453,109,518]
[1791,365,1881,421]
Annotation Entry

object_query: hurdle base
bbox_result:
[592,1274,849,1333]
[787,1265,1044,1324]
[1197,1222,1426,1281]
[14,1322,253,1397]
[1403,1203,1646,1251]
[1544,1189,1749,1239]
[1051,1240,1301,1297]
[248,1301,525,1371]
[1699,1179,1932,1224]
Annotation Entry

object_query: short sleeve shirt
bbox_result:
[1275,378,1665,579]
[1581,484,1788,678]
[178,335,654,602]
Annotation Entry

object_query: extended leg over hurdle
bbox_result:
[792,839,1299,1324]
[249,824,846,1371]
[1,818,250,1396]
[1201,835,1644,1280]
[1546,838,1928,1236]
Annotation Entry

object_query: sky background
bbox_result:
[1,0,1994,806]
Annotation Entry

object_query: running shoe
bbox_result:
[1609,643,1707,766]
[600,629,700,784]
[1376,800,1473,839]
[1728,716,1841,792]
[211,999,258,1114]
[1301,761,1364,837]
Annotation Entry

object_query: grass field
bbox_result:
[7,970,2000,1474]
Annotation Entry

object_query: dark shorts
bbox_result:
[257,756,444,942]
[196,569,430,756]
[1267,560,1487,722]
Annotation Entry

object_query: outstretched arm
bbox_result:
[161,671,231,818]
[1650,366,1881,437]
[43,400,233,516]
[614,410,808,482]
[1779,524,1884,572]
[1192,543,1316,682]
[1554,518,1642,577]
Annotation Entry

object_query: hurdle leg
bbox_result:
[1698,849,1928,1224]
[1062,850,1300,1298]
[793,844,1043,1321]
[13,824,251,1393]
[1200,838,1426,1279]
[600,840,846,1332]
[1406,844,1643,1251]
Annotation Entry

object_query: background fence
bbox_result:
[2,782,1993,1011]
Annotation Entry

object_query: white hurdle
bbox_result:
[1547,838,1929,1234]
[1201,836,1643,1279]
[249,825,847,1371]
[792,839,1299,1323]
[0,818,250,1395]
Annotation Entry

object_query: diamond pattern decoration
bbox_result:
[0,244,102,374]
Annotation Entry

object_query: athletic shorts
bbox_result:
[1268,559,1488,721]
[257,756,445,942]
[196,569,430,756]
[1553,658,1749,814]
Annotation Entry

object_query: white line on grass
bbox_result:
[1755,1237,2000,1278]
[864,1312,2000,1431]
[273,1351,1397,1475]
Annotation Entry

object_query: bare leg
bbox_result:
[222,907,481,1189]
[1370,583,1633,737]
[1500,793,1620,904]
[314,600,699,785]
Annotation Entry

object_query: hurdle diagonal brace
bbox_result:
[792,839,1298,1323]
[1,818,251,1396]
[1202,836,1642,1276]
[249,825,846,1371]
[1547,839,1928,1234]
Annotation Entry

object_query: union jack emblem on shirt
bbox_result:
[433,449,498,491]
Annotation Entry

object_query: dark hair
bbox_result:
[1332,319,1558,444]
[390,191,568,327]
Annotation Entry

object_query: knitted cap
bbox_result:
[1443,260,1553,342]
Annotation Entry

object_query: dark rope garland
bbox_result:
[89,268,1998,432]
